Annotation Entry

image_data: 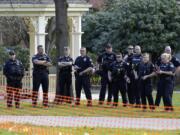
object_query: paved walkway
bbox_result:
[0,116,179,130]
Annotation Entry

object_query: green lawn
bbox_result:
[0,92,179,135]
[0,92,179,118]
[0,130,20,135]
[0,123,179,135]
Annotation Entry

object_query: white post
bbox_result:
[70,16,84,60]
[37,16,48,50]
[69,16,84,98]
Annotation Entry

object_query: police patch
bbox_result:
[170,64,174,68]
[84,58,87,62]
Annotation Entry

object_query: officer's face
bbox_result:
[64,48,70,56]
[105,47,112,53]
[134,46,141,54]
[38,47,44,54]
[128,47,134,54]
[164,48,171,54]
[116,55,122,62]
[80,48,86,56]
[143,56,149,63]
[9,54,16,60]
[161,55,170,63]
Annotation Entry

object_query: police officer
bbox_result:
[111,53,129,107]
[74,47,94,106]
[129,45,143,107]
[97,44,116,105]
[156,53,175,111]
[138,53,155,111]
[155,46,180,106]
[124,45,135,105]
[3,50,24,108]
[58,47,73,103]
[32,45,52,107]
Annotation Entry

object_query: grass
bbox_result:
[0,89,179,134]
[0,122,179,135]
[0,92,179,118]
[0,129,21,135]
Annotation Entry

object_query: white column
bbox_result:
[36,16,48,49]
[70,16,84,60]
[69,16,84,99]
[29,16,48,71]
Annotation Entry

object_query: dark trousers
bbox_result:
[155,81,161,106]
[32,71,49,106]
[156,79,173,110]
[155,78,175,106]
[99,72,112,103]
[112,80,128,106]
[127,81,135,104]
[59,73,72,103]
[6,81,22,107]
[132,79,141,106]
[75,75,92,104]
[140,80,154,109]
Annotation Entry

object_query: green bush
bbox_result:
[82,0,180,61]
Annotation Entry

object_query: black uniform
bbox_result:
[156,62,175,111]
[32,53,51,107]
[74,55,93,105]
[3,59,24,108]
[155,56,180,106]
[124,53,134,104]
[138,62,155,110]
[110,60,128,106]
[97,52,116,104]
[131,54,142,106]
[58,56,73,103]
[125,54,142,106]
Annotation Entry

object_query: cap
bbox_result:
[105,44,112,48]
[9,50,15,55]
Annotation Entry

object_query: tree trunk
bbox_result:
[54,0,69,102]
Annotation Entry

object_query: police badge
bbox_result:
[84,57,87,62]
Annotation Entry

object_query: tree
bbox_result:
[54,0,69,100]
[0,17,29,47]
[82,0,180,61]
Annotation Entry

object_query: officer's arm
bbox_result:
[81,67,93,74]
[58,62,65,67]
[43,61,52,67]
[42,56,52,67]
[81,58,94,74]
[160,71,175,76]
[144,72,156,79]
[33,59,47,65]
[59,62,73,66]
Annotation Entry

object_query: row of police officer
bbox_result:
[3,44,180,110]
